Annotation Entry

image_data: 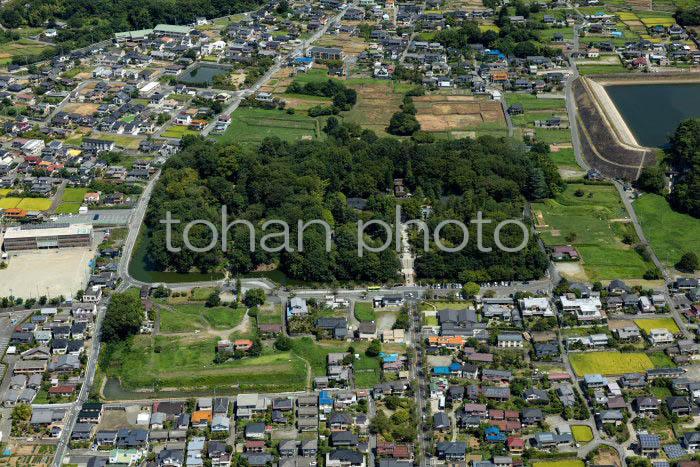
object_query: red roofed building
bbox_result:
[548,372,570,381]
[235,339,253,351]
[507,436,524,454]
[49,385,77,396]
[246,441,265,452]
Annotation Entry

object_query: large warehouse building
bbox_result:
[2,223,93,252]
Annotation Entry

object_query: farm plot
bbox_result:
[341,81,403,137]
[569,351,654,375]
[1,198,54,211]
[215,108,318,145]
[203,307,246,330]
[56,203,81,214]
[414,95,507,138]
[161,125,201,139]
[256,302,283,325]
[634,318,680,334]
[159,305,208,333]
[533,462,584,467]
[534,182,653,280]
[0,39,52,64]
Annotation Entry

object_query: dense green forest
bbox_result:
[0,0,260,49]
[143,133,559,283]
[668,118,700,218]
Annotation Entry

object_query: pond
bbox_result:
[128,229,225,283]
[605,83,700,148]
[178,65,231,86]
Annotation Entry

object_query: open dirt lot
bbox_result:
[63,103,100,116]
[414,96,505,132]
[554,261,588,282]
[0,248,93,299]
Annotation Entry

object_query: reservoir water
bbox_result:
[605,83,700,148]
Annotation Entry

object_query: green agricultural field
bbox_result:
[534,182,653,280]
[634,194,700,268]
[533,461,584,467]
[17,198,52,211]
[203,307,246,330]
[578,64,630,76]
[0,39,52,61]
[191,287,217,301]
[107,335,307,390]
[635,318,680,334]
[569,351,654,375]
[56,203,81,214]
[571,425,594,442]
[62,188,88,202]
[535,128,573,144]
[0,197,20,209]
[292,69,330,84]
[214,108,318,146]
[162,126,200,138]
[506,93,567,111]
[0,188,11,197]
[354,302,375,322]
[159,305,208,333]
[649,352,676,368]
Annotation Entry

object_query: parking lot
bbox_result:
[56,209,134,226]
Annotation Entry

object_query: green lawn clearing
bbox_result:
[569,351,654,375]
[571,425,594,442]
[633,193,700,268]
[354,353,381,388]
[354,302,375,322]
[62,188,88,202]
[56,203,81,214]
[424,315,438,326]
[214,108,318,146]
[257,302,283,325]
[535,182,652,280]
[549,147,577,167]
[159,305,208,332]
[203,307,246,330]
[162,125,201,138]
[634,318,680,334]
[578,64,630,75]
[506,93,567,111]
[105,335,307,391]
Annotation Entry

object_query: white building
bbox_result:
[559,296,604,321]
[648,328,674,345]
[519,297,554,317]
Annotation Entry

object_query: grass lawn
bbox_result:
[108,335,307,391]
[635,318,680,334]
[549,147,577,166]
[569,351,654,375]
[0,39,52,59]
[203,307,246,330]
[571,425,594,442]
[159,305,208,332]
[17,198,52,211]
[535,128,573,144]
[56,203,81,214]
[535,182,652,280]
[633,194,700,268]
[649,352,676,368]
[191,287,216,301]
[62,188,88,202]
[214,108,318,146]
[354,302,375,322]
[292,69,330,84]
[424,315,438,326]
[354,354,381,388]
[649,385,672,398]
[289,338,377,377]
[257,302,282,325]
[423,300,473,311]
[533,462,584,467]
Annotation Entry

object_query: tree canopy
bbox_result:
[669,118,700,217]
[143,133,558,283]
[102,292,144,342]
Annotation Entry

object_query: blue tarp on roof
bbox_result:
[295,57,314,63]
[433,366,450,375]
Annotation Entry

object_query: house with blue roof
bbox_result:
[449,363,462,375]
[319,391,334,413]
[433,366,450,375]
[485,426,506,442]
